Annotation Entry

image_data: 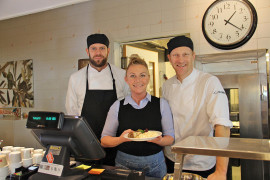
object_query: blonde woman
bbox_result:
[101,54,174,178]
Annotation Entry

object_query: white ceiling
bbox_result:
[0,0,91,21]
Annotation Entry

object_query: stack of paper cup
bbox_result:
[0,155,7,167]
[2,146,12,152]
[21,149,33,168]
[0,155,9,180]
[29,148,34,155]
[9,152,22,174]
[21,149,31,159]
[0,151,11,164]
[11,147,21,152]
[19,147,25,154]
[33,153,43,165]
[33,149,43,155]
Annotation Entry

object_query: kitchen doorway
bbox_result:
[117,35,189,97]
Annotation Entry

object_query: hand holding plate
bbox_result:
[147,135,162,144]
[120,129,133,142]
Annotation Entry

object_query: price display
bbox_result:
[26,111,64,130]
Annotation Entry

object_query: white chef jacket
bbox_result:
[65,64,129,116]
[162,68,232,171]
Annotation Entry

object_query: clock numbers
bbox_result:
[226,35,231,41]
[239,8,244,14]
[202,0,257,49]
[219,33,223,39]
[236,31,240,37]
[211,14,219,20]
[217,7,223,13]
[224,3,230,9]
[204,0,253,45]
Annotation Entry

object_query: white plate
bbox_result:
[124,131,162,141]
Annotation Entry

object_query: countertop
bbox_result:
[171,136,270,161]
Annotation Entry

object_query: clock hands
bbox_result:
[224,20,242,31]
[224,11,242,31]
[225,11,236,25]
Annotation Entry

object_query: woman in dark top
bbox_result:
[101,54,174,178]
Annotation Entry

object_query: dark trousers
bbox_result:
[165,156,216,178]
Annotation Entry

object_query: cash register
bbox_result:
[26,111,145,180]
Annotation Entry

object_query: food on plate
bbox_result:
[127,131,142,138]
[127,129,159,139]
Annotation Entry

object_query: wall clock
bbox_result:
[202,0,257,50]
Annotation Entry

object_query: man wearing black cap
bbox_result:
[65,33,129,166]
[162,36,232,180]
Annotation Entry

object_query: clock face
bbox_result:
[202,0,257,50]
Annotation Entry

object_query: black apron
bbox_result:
[81,63,117,166]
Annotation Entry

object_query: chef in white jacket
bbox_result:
[65,33,129,166]
[162,36,232,180]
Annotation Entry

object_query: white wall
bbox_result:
[0,0,269,147]
[0,0,91,21]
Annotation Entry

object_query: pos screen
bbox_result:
[27,111,105,179]
[26,111,64,130]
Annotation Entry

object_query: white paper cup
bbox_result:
[9,152,21,164]
[0,155,7,168]
[0,151,10,163]
[21,148,31,159]
[11,147,21,152]
[22,158,33,168]
[33,149,43,154]
[0,165,9,178]
[2,146,13,152]
[9,161,22,174]
[33,154,43,164]
[29,148,34,154]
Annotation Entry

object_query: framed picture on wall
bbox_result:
[78,59,90,70]
[0,59,33,108]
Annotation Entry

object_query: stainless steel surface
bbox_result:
[172,136,270,161]
[195,49,269,180]
[217,73,262,138]
[172,136,270,180]
[195,49,266,63]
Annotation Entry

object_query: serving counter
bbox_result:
[171,136,270,180]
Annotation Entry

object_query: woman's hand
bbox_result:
[101,129,133,147]
[148,135,174,146]
[119,129,133,143]
[207,171,226,180]
[148,136,162,144]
